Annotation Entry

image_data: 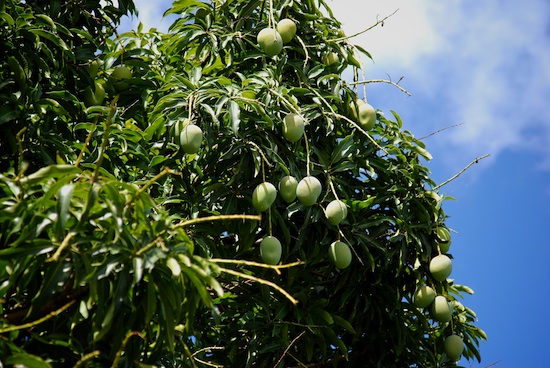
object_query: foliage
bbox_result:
[0,0,486,367]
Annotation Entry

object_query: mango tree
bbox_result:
[0,0,486,366]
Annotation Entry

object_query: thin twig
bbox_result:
[0,298,77,333]
[210,258,304,269]
[336,113,387,154]
[16,126,27,173]
[92,95,119,183]
[73,351,101,368]
[332,9,399,43]
[46,231,75,262]
[173,214,262,229]
[218,266,298,305]
[111,331,144,368]
[347,79,411,97]
[273,331,306,368]
[125,166,176,206]
[75,118,98,168]
[191,346,225,368]
[419,122,465,140]
[247,140,273,169]
[432,154,491,191]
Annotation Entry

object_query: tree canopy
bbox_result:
[0,0,486,367]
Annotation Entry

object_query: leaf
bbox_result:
[0,12,15,26]
[19,165,81,185]
[332,314,356,334]
[330,134,354,166]
[228,99,240,134]
[8,56,26,89]
[412,145,433,161]
[323,327,348,360]
[28,28,69,50]
[56,183,74,232]
[6,354,53,368]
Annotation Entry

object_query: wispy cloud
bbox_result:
[331,0,550,170]
[120,0,175,33]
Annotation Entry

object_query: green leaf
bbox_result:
[6,353,53,368]
[0,11,15,26]
[19,165,81,185]
[28,29,69,50]
[332,314,356,334]
[8,56,26,89]
[228,99,240,134]
[330,134,354,166]
[56,183,74,232]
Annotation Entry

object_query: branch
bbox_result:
[432,154,491,191]
[332,9,400,43]
[273,331,306,368]
[92,95,119,183]
[210,258,304,270]
[346,79,411,97]
[46,231,75,263]
[73,351,101,368]
[218,266,298,305]
[173,214,262,229]
[419,122,465,140]
[0,298,77,333]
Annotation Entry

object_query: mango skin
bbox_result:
[431,295,452,322]
[296,176,322,206]
[279,176,298,202]
[325,199,347,225]
[358,103,376,130]
[276,18,296,43]
[257,28,283,57]
[180,125,203,154]
[429,254,452,281]
[252,182,277,212]
[436,227,452,253]
[260,236,282,265]
[282,113,305,142]
[444,335,464,361]
[412,285,435,308]
[328,241,352,269]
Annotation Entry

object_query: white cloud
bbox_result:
[121,0,175,33]
[331,0,550,171]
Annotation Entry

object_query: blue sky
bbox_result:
[123,1,550,366]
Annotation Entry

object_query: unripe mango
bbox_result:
[257,28,283,57]
[282,113,305,142]
[296,176,322,206]
[430,254,453,281]
[276,18,296,43]
[412,285,435,308]
[358,103,376,130]
[325,199,347,225]
[111,65,132,80]
[252,182,277,212]
[436,227,452,253]
[279,176,298,202]
[431,295,452,322]
[260,236,282,265]
[328,241,352,269]
[444,335,464,361]
[180,124,203,154]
